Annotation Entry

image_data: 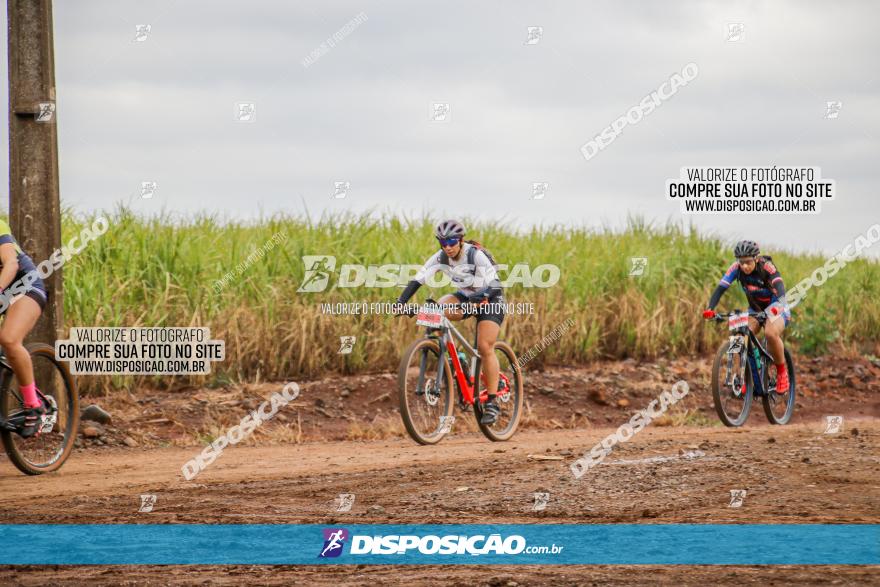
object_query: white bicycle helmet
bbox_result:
[434,219,466,240]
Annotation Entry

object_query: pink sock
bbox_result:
[20,383,40,408]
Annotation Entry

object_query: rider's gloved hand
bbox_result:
[702,309,716,320]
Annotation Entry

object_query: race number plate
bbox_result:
[728,312,749,331]
[416,306,443,328]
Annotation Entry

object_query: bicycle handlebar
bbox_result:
[711,309,767,323]
[394,305,418,317]
[395,298,487,318]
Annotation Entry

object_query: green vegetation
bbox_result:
[24,209,880,392]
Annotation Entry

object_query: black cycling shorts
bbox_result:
[26,289,47,312]
[1,286,47,314]
[453,292,505,326]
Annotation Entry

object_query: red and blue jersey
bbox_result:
[717,256,785,312]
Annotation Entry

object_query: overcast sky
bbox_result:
[1,0,878,256]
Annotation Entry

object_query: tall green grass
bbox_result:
[27,209,880,392]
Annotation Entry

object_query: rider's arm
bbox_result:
[465,250,502,301]
[0,242,19,292]
[397,280,421,304]
[397,252,441,304]
[707,284,726,310]
[707,262,739,310]
[765,262,787,300]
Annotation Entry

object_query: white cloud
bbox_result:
[0,0,876,256]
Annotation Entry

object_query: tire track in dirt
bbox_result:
[1,420,877,585]
[2,420,876,525]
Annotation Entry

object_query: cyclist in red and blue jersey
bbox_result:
[0,218,48,437]
[702,240,790,392]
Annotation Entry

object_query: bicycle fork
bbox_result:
[725,336,747,391]
[416,346,430,395]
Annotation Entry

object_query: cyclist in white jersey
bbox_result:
[395,219,504,424]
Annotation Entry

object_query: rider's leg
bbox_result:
[477,319,500,397]
[764,313,790,391]
[438,294,465,322]
[764,314,787,366]
[747,317,761,335]
[0,294,43,406]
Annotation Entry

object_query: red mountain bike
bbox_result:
[397,300,523,444]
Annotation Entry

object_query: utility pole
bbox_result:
[7,0,62,345]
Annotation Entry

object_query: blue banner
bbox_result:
[1,524,876,565]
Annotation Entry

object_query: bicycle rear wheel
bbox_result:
[711,339,753,427]
[762,348,796,424]
[398,337,454,445]
[474,341,523,442]
[1,343,79,475]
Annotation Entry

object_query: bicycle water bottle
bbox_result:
[458,351,471,383]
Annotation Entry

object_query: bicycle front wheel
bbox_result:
[398,338,454,445]
[711,338,753,427]
[1,343,79,475]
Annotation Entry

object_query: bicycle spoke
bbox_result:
[715,345,751,426]
[476,344,521,439]
[5,351,75,470]
[400,340,451,443]
[763,360,794,424]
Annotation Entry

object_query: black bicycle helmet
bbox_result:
[435,219,466,240]
[734,240,760,258]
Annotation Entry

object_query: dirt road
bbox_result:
[2,418,878,585]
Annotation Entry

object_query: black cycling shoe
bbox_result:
[480,399,500,425]
[19,401,47,438]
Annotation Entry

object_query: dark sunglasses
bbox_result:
[437,237,461,247]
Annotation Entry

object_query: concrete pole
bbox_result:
[7,0,63,344]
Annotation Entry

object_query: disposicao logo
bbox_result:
[349,534,527,555]
[317,530,564,558]
[319,528,349,558]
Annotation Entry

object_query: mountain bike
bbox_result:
[0,344,79,475]
[397,300,523,444]
[709,309,796,427]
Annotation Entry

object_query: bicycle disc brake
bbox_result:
[496,374,512,403]
[423,378,440,406]
[730,373,744,398]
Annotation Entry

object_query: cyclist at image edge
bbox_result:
[395,219,505,425]
[0,218,48,437]
[703,240,791,392]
